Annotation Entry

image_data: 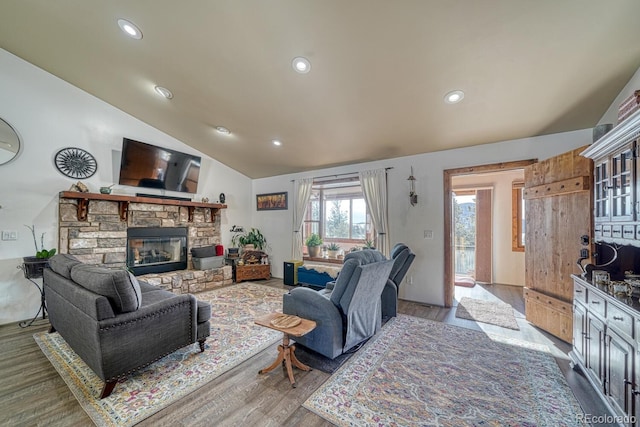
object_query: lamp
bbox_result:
[408,167,417,206]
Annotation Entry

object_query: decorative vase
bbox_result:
[327,250,339,259]
[308,246,321,258]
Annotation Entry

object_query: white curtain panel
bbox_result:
[291,178,314,260]
[359,169,390,257]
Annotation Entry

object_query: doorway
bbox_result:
[452,188,493,285]
[443,160,535,308]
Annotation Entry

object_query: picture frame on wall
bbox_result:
[256,192,288,210]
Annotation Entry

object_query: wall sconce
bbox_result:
[408,167,417,206]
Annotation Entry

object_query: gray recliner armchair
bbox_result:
[43,254,211,398]
[381,243,415,319]
[283,250,394,359]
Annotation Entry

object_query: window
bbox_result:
[302,178,374,257]
[512,181,525,252]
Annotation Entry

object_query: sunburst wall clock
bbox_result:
[54,147,97,179]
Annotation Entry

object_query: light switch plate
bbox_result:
[1,230,17,241]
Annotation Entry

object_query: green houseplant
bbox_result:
[305,233,323,258]
[237,227,267,251]
[326,242,341,259]
[23,225,57,278]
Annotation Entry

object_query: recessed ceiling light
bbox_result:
[215,126,231,135]
[272,140,282,146]
[292,57,311,74]
[444,90,464,104]
[154,85,173,99]
[117,19,143,40]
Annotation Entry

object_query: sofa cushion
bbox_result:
[48,254,82,279]
[70,265,142,313]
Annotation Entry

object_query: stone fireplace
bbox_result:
[58,193,232,293]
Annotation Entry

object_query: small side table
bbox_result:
[17,260,48,328]
[255,312,316,387]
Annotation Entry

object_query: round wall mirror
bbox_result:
[0,117,20,165]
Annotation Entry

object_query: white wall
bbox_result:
[452,170,525,286]
[252,129,591,306]
[0,49,253,325]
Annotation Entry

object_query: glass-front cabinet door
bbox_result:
[610,144,635,222]
[594,157,610,222]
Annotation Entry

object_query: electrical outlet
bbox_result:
[424,230,434,239]
[1,230,17,241]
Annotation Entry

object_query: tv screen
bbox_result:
[118,138,201,193]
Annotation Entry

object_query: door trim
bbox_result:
[443,159,536,307]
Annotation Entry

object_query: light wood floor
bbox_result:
[0,280,610,426]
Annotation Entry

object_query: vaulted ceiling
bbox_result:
[2,1,640,178]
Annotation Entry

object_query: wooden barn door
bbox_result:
[524,145,593,343]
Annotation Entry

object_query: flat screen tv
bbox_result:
[118,138,201,194]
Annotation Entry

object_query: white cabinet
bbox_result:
[571,275,638,425]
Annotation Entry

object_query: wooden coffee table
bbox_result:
[255,312,316,387]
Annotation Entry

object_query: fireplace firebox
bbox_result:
[127,227,188,275]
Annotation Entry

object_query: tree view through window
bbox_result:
[302,180,373,257]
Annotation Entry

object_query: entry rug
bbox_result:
[304,314,585,426]
[34,282,286,427]
[455,296,520,330]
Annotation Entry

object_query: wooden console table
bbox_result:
[235,263,271,283]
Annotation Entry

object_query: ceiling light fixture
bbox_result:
[272,140,282,146]
[117,19,143,40]
[215,126,231,135]
[154,85,173,99]
[292,57,311,74]
[444,90,464,104]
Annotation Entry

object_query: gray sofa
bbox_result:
[283,250,394,359]
[43,254,211,398]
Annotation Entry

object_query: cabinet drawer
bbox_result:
[607,303,633,339]
[623,225,635,239]
[574,281,587,305]
[594,224,602,238]
[588,293,606,318]
[602,224,612,238]
[612,225,623,238]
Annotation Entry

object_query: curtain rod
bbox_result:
[291,167,393,182]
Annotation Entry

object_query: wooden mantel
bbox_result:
[59,191,227,222]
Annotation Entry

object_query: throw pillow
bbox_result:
[48,253,82,279]
[70,265,142,313]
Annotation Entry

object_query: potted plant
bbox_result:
[363,239,376,250]
[23,225,57,278]
[305,233,323,258]
[326,242,341,259]
[238,227,267,251]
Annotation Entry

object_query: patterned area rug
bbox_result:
[455,296,520,330]
[304,314,585,426]
[34,282,286,427]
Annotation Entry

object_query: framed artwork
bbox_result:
[256,192,288,210]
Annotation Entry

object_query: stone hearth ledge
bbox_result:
[139,265,233,294]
